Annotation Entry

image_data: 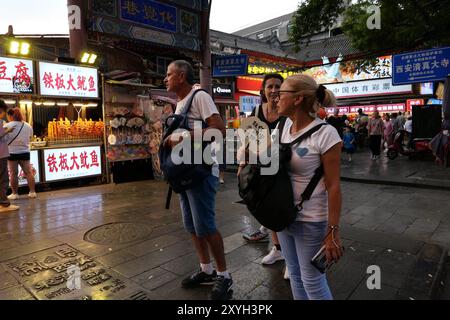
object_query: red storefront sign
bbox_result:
[44,146,102,182]
[39,61,98,98]
[406,99,425,111]
[325,107,350,115]
[333,103,406,114]
[0,56,34,94]
[236,76,263,95]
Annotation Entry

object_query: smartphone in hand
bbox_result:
[310,245,345,273]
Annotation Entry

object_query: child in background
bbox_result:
[0,100,19,212]
[342,126,356,162]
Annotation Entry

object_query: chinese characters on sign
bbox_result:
[325,79,412,99]
[240,96,261,113]
[39,62,98,98]
[303,56,392,84]
[325,107,350,115]
[213,55,249,77]
[406,99,425,112]
[0,56,34,94]
[2,244,136,300]
[120,0,177,33]
[326,103,405,114]
[247,63,298,79]
[44,146,102,182]
[393,47,450,85]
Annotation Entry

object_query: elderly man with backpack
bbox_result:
[161,60,232,300]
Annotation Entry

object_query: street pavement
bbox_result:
[0,152,449,300]
[340,148,450,189]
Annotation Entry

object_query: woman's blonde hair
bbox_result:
[284,74,337,114]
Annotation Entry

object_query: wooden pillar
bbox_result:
[199,0,212,94]
[67,0,88,61]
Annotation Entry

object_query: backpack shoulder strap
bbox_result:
[277,117,288,136]
[300,164,324,202]
[290,123,328,212]
[180,89,208,115]
[255,104,260,117]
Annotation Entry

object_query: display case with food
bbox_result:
[47,118,104,145]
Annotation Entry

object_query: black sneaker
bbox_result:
[210,276,233,300]
[181,270,217,288]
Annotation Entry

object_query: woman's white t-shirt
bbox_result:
[279,118,341,222]
[5,121,33,154]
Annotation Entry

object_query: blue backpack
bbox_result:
[158,89,213,194]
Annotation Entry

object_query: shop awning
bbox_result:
[237,90,260,96]
[215,98,239,105]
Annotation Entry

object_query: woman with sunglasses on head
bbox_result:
[274,74,343,299]
[239,73,291,278]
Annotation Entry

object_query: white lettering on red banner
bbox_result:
[0,56,34,94]
[39,62,98,98]
[44,146,101,182]
[406,99,425,111]
[325,107,349,115]
[325,79,412,98]
[335,103,406,114]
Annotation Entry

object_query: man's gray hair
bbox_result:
[171,60,195,85]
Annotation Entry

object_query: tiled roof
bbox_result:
[210,29,297,60]
[233,12,294,41]
[284,34,362,63]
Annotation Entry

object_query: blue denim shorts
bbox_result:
[179,175,219,237]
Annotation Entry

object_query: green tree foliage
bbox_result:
[289,0,346,52]
[289,0,450,55]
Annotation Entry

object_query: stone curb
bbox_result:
[340,176,450,191]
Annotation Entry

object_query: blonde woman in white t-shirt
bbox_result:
[274,75,343,300]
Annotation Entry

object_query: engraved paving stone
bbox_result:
[84,222,152,245]
[1,244,145,300]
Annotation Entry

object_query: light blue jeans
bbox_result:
[277,221,333,300]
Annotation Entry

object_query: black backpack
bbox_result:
[159,89,213,194]
[238,118,326,231]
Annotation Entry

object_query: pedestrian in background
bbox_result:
[391,113,402,133]
[404,115,413,149]
[383,113,394,149]
[5,108,36,200]
[0,100,18,212]
[342,126,356,162]
[367,110,385,160]
[326,108,344,138]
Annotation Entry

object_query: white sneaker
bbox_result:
[28,192,37,199]
[7,194,19,200]
[0,204,19,212]
[261,246,284,265]
[283,265,290,280]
